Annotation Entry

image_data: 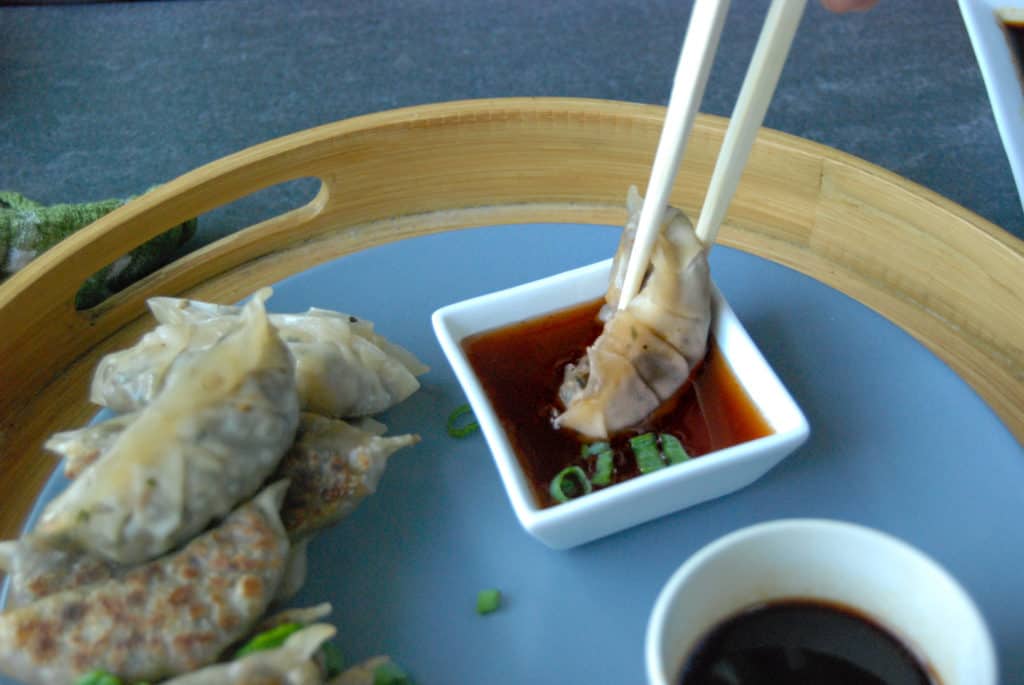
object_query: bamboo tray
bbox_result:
[1,96,1022,543]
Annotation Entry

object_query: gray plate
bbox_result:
[5,223,1022,684]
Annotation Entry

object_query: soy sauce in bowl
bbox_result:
[679,599,938,685]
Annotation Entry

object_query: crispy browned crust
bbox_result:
[0,485,289,684]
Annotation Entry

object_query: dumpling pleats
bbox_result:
[0,482,291,685]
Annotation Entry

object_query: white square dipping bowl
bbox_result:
[431,259,810,549]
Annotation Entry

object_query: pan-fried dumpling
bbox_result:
[0,528,302,609]
[554,188,711,438]
[161,623,336,685]
[278,413,420,538]
[35,293,300,564]
[90,288,428,418]
[0,483,291,685]
[15,413,417,604]
[273,413,419,600]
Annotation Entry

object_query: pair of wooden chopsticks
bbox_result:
[617,0,808,308]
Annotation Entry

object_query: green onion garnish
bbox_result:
[373,661,412,685]
[580,441,611,458]
[446,404,479,438]
[630,432,664,474]
[476,588,502,615]
[73,671,122,685]
[660,433,690,464]
[591,449,614,486]
[322,642,345,678]
[549,465,592,502]
[235,621,303,658]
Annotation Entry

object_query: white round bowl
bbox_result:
[645,519,997,685]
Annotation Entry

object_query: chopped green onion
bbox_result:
[322,642,345,678]
[235,621,303,658]
[660,433,690,464]
[446,404,479,438]
[580,441,610,458]
[549,465,592,502]
[73,671,122,685]
[630,432,664,474]
[476,588,502,615]
[373,661,412,685]
[591,449,614,486]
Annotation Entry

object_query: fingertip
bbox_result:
[821,0,879,12]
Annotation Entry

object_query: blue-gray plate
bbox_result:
[5,222,1022,684]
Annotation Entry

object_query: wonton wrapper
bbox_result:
[36,293,300,564]
[0,483,291,685]
[90,288,428,418]
[555,188,711,438]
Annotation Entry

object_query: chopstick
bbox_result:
[694,0,807,245]
[617,0,731,309]
[617,0,807,309]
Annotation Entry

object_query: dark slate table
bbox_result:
[2,0,1022,247]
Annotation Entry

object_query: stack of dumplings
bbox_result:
[0,287,426,684]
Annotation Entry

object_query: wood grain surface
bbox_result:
[1,97,1021,540]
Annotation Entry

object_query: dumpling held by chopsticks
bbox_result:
[554,188,711,439]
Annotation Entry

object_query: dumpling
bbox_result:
[35,293,300,564]
[160,623,336,685]
[555,188,712,438]
[16,413,417,604]
[278,413,420,538]
[44,412,419,539]
[90,288,428,418]
[0,483,291,685]
[273,413,419,600]
[0,529,302,610]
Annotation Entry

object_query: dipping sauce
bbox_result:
[1004,19,1024,78]
[461,298,772,507]
[679,600,937,685]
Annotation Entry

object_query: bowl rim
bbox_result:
[431,258,810,536]
[643,517,998,685]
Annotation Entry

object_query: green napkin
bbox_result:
[0,190,197,309]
